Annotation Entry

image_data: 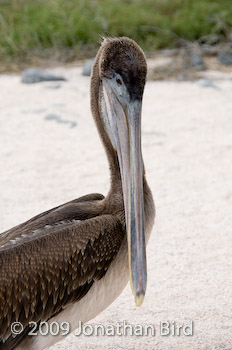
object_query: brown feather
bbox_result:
[0,211,124,341]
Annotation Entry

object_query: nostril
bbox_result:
[116,78,122,85]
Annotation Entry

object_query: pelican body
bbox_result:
[0,37,155,350]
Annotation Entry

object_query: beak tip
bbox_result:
[135,291,145,307]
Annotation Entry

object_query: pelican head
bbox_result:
[92,37,147,306]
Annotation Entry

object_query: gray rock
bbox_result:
[82,59,95,76]
[21,69,66,84]
[217,53,232,66]
[191,54,205,70]
[45,113,76,128]
[195,79,217,89]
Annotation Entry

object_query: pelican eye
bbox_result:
[116,78,122,85]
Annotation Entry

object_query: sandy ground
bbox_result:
[0,66,232,350]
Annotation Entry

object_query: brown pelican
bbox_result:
[0,37,155,350]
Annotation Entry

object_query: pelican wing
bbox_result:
[0,193,105,246]
[0,203,124,345]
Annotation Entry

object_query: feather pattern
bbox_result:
[0,194,125,347]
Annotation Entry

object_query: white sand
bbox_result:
[0,67,232,350]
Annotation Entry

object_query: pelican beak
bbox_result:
[102,79,146,307]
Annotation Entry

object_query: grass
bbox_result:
[0,0,232,67]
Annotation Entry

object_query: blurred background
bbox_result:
[0,0,232,77]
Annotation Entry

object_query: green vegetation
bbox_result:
[0,0,232,65]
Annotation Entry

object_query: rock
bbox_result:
[45,113,76,128]
[191,54,205,70]
[21,69,66,84]
[195,79,217,88]
[217,53,232,66]
[82,59,95,76]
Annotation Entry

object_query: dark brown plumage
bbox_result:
[0,37,155,350]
